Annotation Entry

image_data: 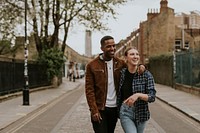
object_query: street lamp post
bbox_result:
[23,0,29,105]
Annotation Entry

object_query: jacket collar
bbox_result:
[99,53,104,60]
[99,53,116,62]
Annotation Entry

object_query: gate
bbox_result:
[175,50,200,87]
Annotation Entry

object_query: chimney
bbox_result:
[160,0,168,13]
[85,30,92,57]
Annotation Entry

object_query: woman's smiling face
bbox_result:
[125,48,140,66]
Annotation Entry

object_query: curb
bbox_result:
[0,81,81,131]
[0,85,54,103]
[156,96,200,123]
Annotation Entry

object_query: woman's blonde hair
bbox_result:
[124,47,138,56]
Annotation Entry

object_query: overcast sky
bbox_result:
[67,0,200,55]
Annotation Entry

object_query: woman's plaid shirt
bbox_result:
[117,68,156,124]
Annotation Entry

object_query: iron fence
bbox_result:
[0,58,50,95]
[175,50,200,88]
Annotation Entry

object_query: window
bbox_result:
[175,40,181,50]
[184,41,189,49]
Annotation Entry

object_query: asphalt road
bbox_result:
[2,81,200,133]
[1,84,84,133]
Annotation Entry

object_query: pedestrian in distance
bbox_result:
[85,35,145,133]
[117,47,156,133]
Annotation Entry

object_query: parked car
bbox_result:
[77,70,85,78]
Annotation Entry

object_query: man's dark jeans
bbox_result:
[91,107,118,133]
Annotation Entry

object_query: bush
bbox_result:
[37,48,65,80]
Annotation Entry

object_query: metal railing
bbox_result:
[0,58,50,95]
[175,50,200,88]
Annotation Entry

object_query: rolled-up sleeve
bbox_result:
[146,72,156,103]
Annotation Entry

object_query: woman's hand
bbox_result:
[124,93,149,106]
[124,94,139,106]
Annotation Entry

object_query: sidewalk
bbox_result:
[0,78,199,132]
[155,84,200,123]
[0,78,80,130]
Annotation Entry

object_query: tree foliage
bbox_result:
[0,0,23,41]
[0,0,132,79]
[0,40,12,55]
[0,0,132,54]
[0,39,19,56]
[37,47,65,79]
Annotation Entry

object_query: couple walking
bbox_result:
[85,35,156,133]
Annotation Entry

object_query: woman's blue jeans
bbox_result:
[119,103,146,133]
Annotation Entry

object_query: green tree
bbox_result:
[0,0,23,55]
[37,47,64,79]
[0,0,133,54]
[0,0,133,80]
[0,1,23,39]
[0,39,19,57]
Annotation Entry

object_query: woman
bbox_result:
[117,47,156,133]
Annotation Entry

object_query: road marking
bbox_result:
[50,93,84,133]
[5,86,81,133]
[149,118,166,133]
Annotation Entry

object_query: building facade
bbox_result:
[115,0,200,64]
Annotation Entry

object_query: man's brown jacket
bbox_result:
[85,54,126,115]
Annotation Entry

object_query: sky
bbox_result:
[66,0,200,55]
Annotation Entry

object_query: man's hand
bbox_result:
[138,64,146,75]
[92,113,102,123]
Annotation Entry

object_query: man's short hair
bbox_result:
[100,35,114,46]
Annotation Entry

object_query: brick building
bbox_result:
[1,35,91,78]
[115,0,200,64]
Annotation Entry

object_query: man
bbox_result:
[85,35,145,133]
[85,35,125,133]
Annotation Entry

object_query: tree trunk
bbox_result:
[51,75,58,87]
